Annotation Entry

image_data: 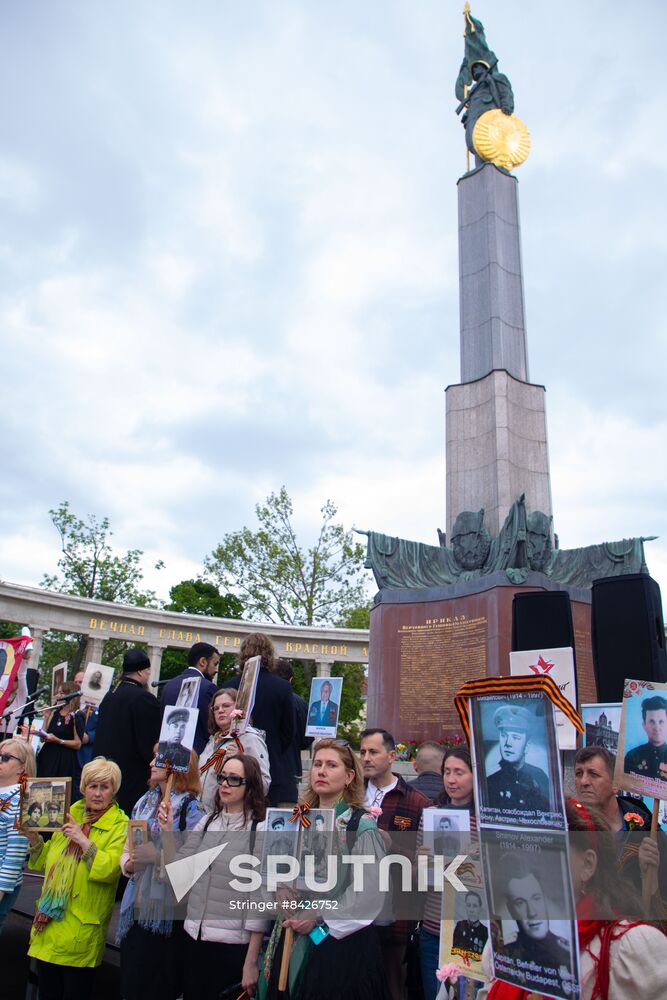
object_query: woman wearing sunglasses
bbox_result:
[0,740,37,933]
[160,752,268,1000]
[259,738,388,1000]
[117,746,205,1000]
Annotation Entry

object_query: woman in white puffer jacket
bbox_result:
[199,687,271,810]
[160,752,268,1000]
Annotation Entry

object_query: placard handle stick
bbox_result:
[642,798,660,909]
[278,925,293,992]
[163,762,174,804]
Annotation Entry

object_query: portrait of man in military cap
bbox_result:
[623,695,667,781]
[471,692,565,829]
[155,705,197,771]
[485,703,550,811]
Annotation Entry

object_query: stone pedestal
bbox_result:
[458,164,529,383]
[366,573,595,742]
[445,369,553,538]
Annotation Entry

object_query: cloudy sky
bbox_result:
[1,0,666,609]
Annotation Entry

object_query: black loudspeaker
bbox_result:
[591,573,667,702]
[512,590,575,653]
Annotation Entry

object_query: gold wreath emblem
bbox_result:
[472,109,531,171]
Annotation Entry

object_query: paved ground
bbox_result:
[2,874,121,1000]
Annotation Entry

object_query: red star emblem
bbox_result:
[528,654,555,675]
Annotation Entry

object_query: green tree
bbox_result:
[39,502,164,674]
[204,487,368,626]
[159,579,244,682]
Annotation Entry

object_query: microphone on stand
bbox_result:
[151,680,169,688]
[54,691,82,704]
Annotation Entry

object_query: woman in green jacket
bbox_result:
[24,756,128,1000]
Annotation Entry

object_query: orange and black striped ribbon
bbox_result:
[454,674,584,744]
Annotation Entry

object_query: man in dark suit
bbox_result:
[94,647,161,816]
[307,680,339,729]
[223,633,295,805]
[160,642,219,756]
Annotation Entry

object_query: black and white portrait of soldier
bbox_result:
[485,704,550,811]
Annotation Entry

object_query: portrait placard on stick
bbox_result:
[80,662,114,707]
[156,706,198,772]
[614,678,667,800]
[469,690,566,830]
[509,647,577,750]
[439,883,490,985]
[51,662,67,702]
[235,655,261,736]
[260,808,301,881]
[305,676,343,738]
[176,675,201,709]
[480,827,580,1000]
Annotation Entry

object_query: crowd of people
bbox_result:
[0,633,665,1000]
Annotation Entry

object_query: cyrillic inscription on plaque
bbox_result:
[399,615,487,725]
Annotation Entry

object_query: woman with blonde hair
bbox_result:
[118,747,204,1000]
[0,738,36,933]
[199,686,271,809]
[260,739,388,1000]
[25,757,128,999]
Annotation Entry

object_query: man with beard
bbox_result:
[486,705,549,811]
[161,642,219,755]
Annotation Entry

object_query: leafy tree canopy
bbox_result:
[204,487,368,627]
[159,579,244,682]
[42,501,163,606]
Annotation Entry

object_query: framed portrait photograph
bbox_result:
[581,702,621,753]
[422,807,471,858]
[439,883,490,984]
[470,691,566,830]
[305,676,343,738]
[155,705,198,772]
[20,777,71,832]
[128,819,149,860]
[51,662,67,702]
[235,655,261,735]
[481,827,580,1000]
[297,808,334,886]
[614,678,667,800]
[80,662,115,707]
[176,675,201,709]
[260,808,300,880]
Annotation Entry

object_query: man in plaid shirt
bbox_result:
[360,728,431,1000]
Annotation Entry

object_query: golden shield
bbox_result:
[472,109,531,171]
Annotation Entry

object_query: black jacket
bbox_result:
[409,771,443,803]
[94,677,161,816]
[223,667,295,801]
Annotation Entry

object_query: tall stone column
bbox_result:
[84,636,105,667]
[313,660,332,678]
[446,163,553,538]
[147,645,164,689]
[27,626,45,677]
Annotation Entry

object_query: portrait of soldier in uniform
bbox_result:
[486,704,550,811]
[499,856,574,996]
[623,695,667,781]
[451,891,489,961]
[156,706,195,771]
